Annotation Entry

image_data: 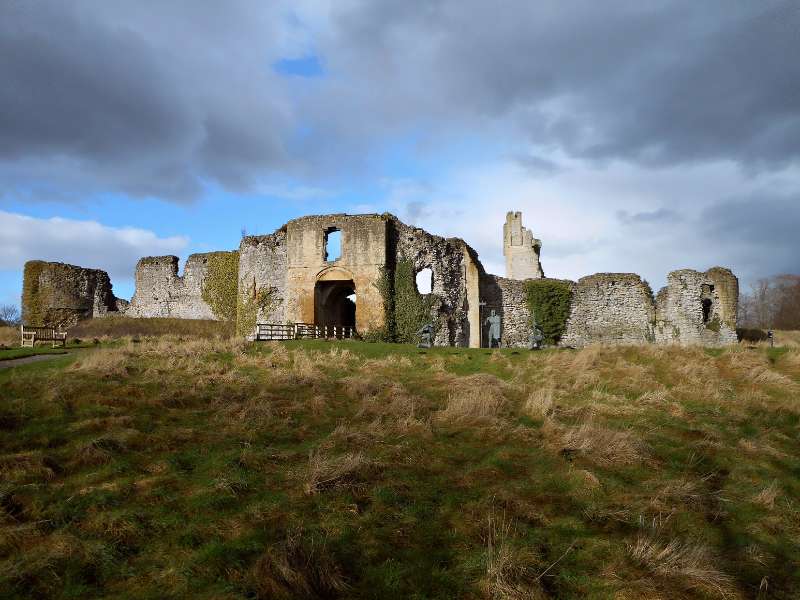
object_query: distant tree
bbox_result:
[0,304,20,327]
[739,275,800,330]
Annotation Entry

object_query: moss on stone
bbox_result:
[201,252,239,321]
[236,285,279,337]
[22,261,46,326]
[525,279,573,345]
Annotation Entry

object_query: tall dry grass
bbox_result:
[628,535,735,597]
[0,326,18,347]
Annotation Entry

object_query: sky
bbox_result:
[1,0,799,306]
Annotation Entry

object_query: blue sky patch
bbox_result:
[273,55,324,78]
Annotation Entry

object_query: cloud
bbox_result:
[362,159,800,290]
[617,209,682,226]
[0,211,188,287]
[2,2,798,204]
[316,1,800,170]
[0,1,293,202]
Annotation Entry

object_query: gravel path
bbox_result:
[0,353,70,369]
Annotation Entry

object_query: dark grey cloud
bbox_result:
[617,208,682,226]
[318,0,800,169]
[699,194,800,281]
[0,1,290,202]
[1,1,798,203]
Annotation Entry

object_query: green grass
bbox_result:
[1,338,799,598]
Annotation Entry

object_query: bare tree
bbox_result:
[0,304,20,327]
[739,274,800,329]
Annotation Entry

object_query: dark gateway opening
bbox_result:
[314,279,356,329]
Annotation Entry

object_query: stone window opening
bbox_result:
[416,267,433,294]
[701,298,713,324]
[323,228,342,262]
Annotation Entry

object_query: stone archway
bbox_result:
[314,267,356,329]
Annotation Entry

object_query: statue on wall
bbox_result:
[485,309,501,348]
[416,322,434,348]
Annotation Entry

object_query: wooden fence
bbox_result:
[254,323,357,341]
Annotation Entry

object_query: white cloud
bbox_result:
[372,160,800,290]
[0,211,188,296]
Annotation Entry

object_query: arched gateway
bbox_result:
[314,267,356,330]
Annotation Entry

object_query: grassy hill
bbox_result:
[1,338,799,599]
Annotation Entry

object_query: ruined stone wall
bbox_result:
[479,275,531,347]
[21,261,121,328]
[503,211,544,280]
[126,252,237,320]
[285,214,388,332]
[392,219,477,346]
[655,267,738,346]
[561,274,655,347]
[237,229,288,335]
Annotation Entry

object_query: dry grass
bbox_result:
[555,420,647,467]
[2,338,799,598]
[481,510,546,600]
[628,535,735,597]
[302,449,373,495]
[772,330,800,347]
[0,326,18,347]
[435,387,508,428]
[247,531,349,600]
[752,481,781,509]
[67,316,234,339]
[522,388,555,419]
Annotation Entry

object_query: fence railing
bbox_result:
[254,323,357,341]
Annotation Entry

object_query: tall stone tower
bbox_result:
[503,211,544,280]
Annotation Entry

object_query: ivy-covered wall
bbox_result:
[369,259,437,343]
[236,285,280,337]
[21,261,45,327]
[525,278,574,345]
[21,260,119,329]
[201,251,240,321]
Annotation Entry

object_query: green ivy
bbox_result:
[393,259,437,344]
[236,285,279,337]
[525,279,573,345]
[201,252,239,321]
[22,261,46,326]
[367,260,437,343]
[365,266,395,342]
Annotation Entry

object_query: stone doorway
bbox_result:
[314,280,356,328]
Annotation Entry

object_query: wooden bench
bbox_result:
[20,325,67,348]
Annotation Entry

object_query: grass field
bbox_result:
[1,337,799,599]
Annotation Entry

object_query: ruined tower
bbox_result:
[503,211,544,280]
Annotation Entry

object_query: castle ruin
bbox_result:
[21,211,739,347]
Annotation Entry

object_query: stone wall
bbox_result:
[285,214,388,333]
[655,267,738,346]
[503,211,544,280]
[391,218,477,346]
[20,212,740,348]
[561,274,655,347]
[21,261,121,328]
[237,229,288,335]
[479,275,531,347]
[126,252,237,320]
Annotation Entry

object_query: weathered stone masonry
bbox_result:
[22,211,740,347]
[125,252,238,320]
[21,261,124,329]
